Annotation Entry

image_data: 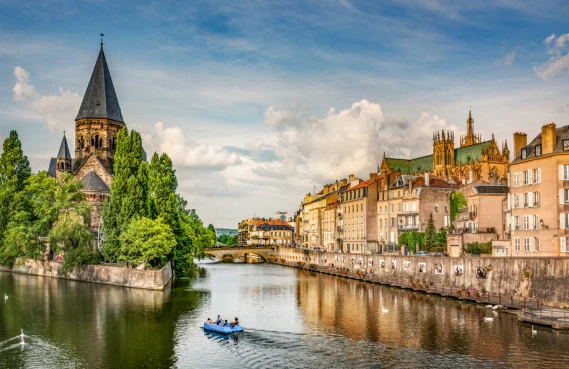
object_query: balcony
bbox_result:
[337,212,343,219]
[397,224,419,231]
[398,210,419,215]
[337,226,343,232]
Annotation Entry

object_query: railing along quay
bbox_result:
[273,260,554,324]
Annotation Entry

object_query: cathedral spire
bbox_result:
[75,43,124,123]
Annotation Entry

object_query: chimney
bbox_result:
[370,172,377,182]
[513,132,527,158]
[323,184,330,195]
[349,174,355,182]
[542,122,557,155]
[424,172,430,187]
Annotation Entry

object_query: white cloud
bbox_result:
[260,99,461,183]
[534,33,569,79]
[12,66,82,131]
[504,51,516,66]
[150,122,242,170]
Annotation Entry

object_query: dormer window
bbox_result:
[564,140,569,151]
[521,148,527,159]
[535,145,541,156]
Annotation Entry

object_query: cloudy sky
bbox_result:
[1,1,568,228]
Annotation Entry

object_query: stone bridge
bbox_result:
[205,246,275,263]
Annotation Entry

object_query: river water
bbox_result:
[1,263,569,368]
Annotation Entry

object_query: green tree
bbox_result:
[405,231,424,254]
[49,212,96,272]
[226,235,238,246]
[424,213,438,249]
[0,130,32,246]
[119,217,176,269]
[102,128,148,260]
[437,227,447,247]
[449,191,467,225]
[0,172,92,266]
[207,224,216,247]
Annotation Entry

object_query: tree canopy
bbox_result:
[119,217,176,268]
[450,191,467,225]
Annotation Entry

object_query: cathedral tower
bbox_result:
[55,132,72,178]
[74,44,125,173]
[433,130,455,178]
[460,108,481,147]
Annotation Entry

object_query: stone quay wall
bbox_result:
[0,259,173,290]
[275,246,569,307]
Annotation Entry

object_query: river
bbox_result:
[1,263,569,368]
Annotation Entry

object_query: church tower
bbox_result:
[432,130,455,178]
[74,42,125,174]
[460,108,482,147]
[55,132,72,178]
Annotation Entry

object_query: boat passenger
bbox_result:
[207,318,213,324]
[230,317,239,328]
[224,320,229,326]
[215,315,222,325]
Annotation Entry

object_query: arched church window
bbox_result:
[99,138,103,148]
[91,138,95,147]
[59,162,64,170]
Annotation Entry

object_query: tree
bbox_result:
[102,128,148,260]
[49,212,96,272]
[424,213,438,249]
[207,224,216,247]
[437,227,447,247]
[449,191,467,225]
[0,172,92,266]
[227,235,238,246]
[0,130,32,246]
[119,217,176,269]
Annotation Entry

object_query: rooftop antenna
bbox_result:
[313,185,316,195]
[100,33,105,48]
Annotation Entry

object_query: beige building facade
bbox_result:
[509,123,569,256]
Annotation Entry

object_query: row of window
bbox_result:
[511,215,540,230]
[343,188,367,201]
[512,169,541,187]
[344,203,364,214]
[510,192,540,208]
[513,237,540,252]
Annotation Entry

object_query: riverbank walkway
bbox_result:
[272,260,569,330]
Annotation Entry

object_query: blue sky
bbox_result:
[1,0,568,227]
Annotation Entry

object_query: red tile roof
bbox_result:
[347,178,380,191]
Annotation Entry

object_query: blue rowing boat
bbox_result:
[204,322,243,334]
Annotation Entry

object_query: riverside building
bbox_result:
[509,122,569,256]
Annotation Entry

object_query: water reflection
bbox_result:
[2,265,569,368]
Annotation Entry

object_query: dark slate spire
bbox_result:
[57,131,72,160]
[75,45,124,123]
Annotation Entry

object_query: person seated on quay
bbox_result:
[215,315,223,325]
[207,318,213,324]
[230,317,239,328]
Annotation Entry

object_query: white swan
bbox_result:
[483,317,494,322]
[532,325,537,335]
[485,305,492,308]
[4,294,7,301]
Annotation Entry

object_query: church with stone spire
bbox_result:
[380,109,510,184]
[47,43,136,231]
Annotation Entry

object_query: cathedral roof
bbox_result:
[454,140,491,165]
[81,170,110,192]
[57,133,72,160]
[75,46,124,123]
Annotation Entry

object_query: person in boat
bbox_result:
[207,318,213,324]
[230,317,239,328]
[215,315,222,325]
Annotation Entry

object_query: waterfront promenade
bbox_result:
[272,258,569,330]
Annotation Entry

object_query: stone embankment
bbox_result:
[0,258,172,290]
[274,246,569,329]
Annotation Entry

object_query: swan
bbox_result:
[20,329,24,345]
[485,305,492,308]
[4,294,7,301]
[483,317,494,322]
[532,325,537,335]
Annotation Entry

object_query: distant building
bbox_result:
[275,211,288,222]
[248,220,294,247]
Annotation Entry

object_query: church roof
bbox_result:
[75,46,124,123]
[81,170,110,192]
[385,140,492,175]
[47,158,75,178]
[57,133,72,160]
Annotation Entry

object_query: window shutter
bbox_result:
[528,216,533,230]
[561,237,567,252]
[561,213,566,229]
[561,189,565,205]
[560,165,565,181]
[510,216,514,229]
[538,168,541,183]
[528,170,532,184]
[528,192,533,207]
